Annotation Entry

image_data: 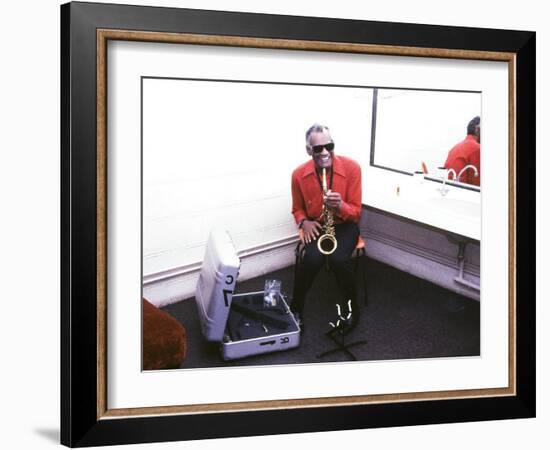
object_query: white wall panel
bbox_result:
[142,77,372,281]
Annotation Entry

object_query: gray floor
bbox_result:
[162,258,480,369]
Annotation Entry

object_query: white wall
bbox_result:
[1,1,547,450]
[139,70,372,304]
[142,77,372,277]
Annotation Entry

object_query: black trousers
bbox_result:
[292,221,359,316]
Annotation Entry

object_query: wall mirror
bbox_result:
[371,88,481,189]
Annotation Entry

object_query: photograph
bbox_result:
[141,79,483,370]
[58,1,536,447]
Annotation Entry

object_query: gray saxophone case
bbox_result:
[195,228,301,361]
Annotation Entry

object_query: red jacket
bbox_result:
[444,134,480,186]
[291,155,362,225]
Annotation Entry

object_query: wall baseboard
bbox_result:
[365,238,480,300]
[143,237,297,307]
[144,210,480,307]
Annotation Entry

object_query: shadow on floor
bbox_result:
[34,428,60,444]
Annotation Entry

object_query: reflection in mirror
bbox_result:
[371,88,481,189]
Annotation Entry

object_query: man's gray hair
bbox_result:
[305,123,331,146]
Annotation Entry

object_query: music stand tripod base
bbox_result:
[316,327,367,361]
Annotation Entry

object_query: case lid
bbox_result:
[195,228,241,342]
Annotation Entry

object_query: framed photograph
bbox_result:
[61,1,535,447]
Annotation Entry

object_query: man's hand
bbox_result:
[301,220,323,244]
[325,190,342,211]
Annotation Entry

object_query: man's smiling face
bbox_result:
[307,130,334,171]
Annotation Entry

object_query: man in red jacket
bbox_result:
[291,124,362,333]
[444,116,481,186]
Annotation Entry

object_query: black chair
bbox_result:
[294,230,369,306]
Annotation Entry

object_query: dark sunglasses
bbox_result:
[311,142,335,154]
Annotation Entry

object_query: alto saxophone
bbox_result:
[317,168,338,255]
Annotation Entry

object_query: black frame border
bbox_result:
[61,1,535,447]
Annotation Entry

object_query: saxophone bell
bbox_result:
[317,233,337,255]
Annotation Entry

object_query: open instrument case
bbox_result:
[195,228,301,361]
